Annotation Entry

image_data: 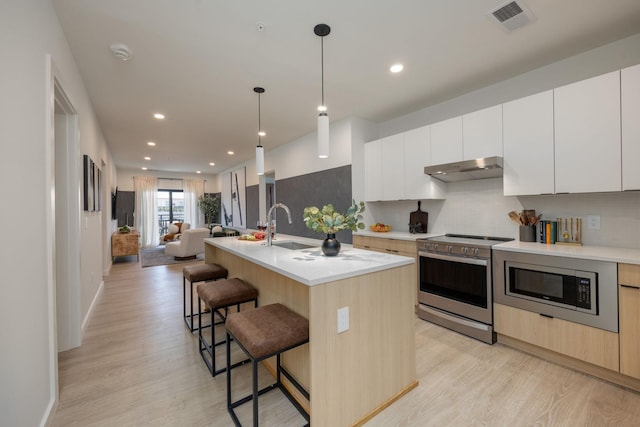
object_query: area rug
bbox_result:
[140,246,204,268]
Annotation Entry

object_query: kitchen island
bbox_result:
[204,235,417,427]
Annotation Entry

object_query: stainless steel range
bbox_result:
[416,234,513,344]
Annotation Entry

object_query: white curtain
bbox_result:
[134,176,159,248]
[184,178,205,228]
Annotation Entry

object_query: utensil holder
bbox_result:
[519,225,536,242]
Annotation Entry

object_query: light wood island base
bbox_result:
[205,242,417,427]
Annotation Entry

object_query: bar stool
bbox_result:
[225,303,310,427]
[182,263,228,332]
[197,278,258,376]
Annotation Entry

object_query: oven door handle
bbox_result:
[418,251,488,266]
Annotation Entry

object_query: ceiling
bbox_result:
[52,0,640,174]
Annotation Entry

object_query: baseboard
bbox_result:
[41,396,57,427]
[82,280,104,340]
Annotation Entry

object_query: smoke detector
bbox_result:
[109,43,133,61]
[489,1,536,32]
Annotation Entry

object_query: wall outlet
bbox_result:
[587,215,601,230]
[337,306,349,333]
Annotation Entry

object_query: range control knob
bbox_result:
[462,247,469,255]
[432,243,438,251]
[447,245,453,253]
[473,248,480,256]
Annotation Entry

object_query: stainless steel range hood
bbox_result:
[424,156,503,183]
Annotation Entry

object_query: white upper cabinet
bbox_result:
[503,90,555,196]
[463,105,503,160]
[430,116,463,165]
[364,139,383,201]
[381,134,405,200]
[622,64,640,191]
[554,70,621,193]
[404,126,445,199]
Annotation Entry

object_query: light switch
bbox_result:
[587,215,600,230]
[337,306,349,333]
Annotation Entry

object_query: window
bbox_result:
[158,190,184,236]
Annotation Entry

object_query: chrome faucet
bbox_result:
[266,203,292,246]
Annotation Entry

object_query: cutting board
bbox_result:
[409,201,428,233]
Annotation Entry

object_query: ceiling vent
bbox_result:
[109,43,133,61]
[489,1,536,32]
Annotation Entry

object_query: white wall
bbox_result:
[0,2,114,426]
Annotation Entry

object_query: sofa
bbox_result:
[164,227,210,260]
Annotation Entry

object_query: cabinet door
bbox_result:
[463,105,503,160]
[430,116,463,165]
[622,64,640,190]
[381,134,405,200]
[619,263,640,379]
[364,139,383,201]
[554,71,621,193]
[403,126,444,199]
[503,91,555,195]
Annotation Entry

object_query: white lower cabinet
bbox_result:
[503,90,555,196]
[554,70,621,193]
[622,64,640,190]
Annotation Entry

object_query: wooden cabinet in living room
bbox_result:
[462,104,502,160]
[111,230,140,262]
[554,70,621,193]
[503,90,555,196]
[619,263,640,379]
[622,64,640,191]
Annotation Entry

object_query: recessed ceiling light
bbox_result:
[147,141,156,146]
[153,113,165,119]
[209,162,215,166]
[144,156,151,160]
[390,64,404,73]
[258,131,266,137]
[228,151,234,155]
[141,167,148,170]
[196,171,201,174]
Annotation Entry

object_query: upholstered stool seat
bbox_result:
[197,278,258,377]
[226,303,309,426]
[182,263,228,332]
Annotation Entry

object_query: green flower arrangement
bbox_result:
[303,200,366,234]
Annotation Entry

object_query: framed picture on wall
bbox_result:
[231,166,246,228]
[96,167,102,212]
[83,154,94,211]
[221,172,232,226]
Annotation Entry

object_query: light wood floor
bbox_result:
[53,258,640,426]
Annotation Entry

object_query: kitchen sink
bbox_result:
[272,241,316,250]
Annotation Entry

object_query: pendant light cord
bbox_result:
[258,92,262,146]
[321,36,325,107]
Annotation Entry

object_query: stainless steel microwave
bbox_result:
[505,261,597,315]
[493,250,618,332]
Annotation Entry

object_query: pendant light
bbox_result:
[314,23,331,159]
[254,87,265,175]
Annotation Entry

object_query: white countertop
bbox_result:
[205,234,415,286]
[494,240,640,264]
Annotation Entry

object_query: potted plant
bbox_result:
[198,194,220,227]
[303,200,365,256]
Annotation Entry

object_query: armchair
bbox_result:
[164,228,210,260]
